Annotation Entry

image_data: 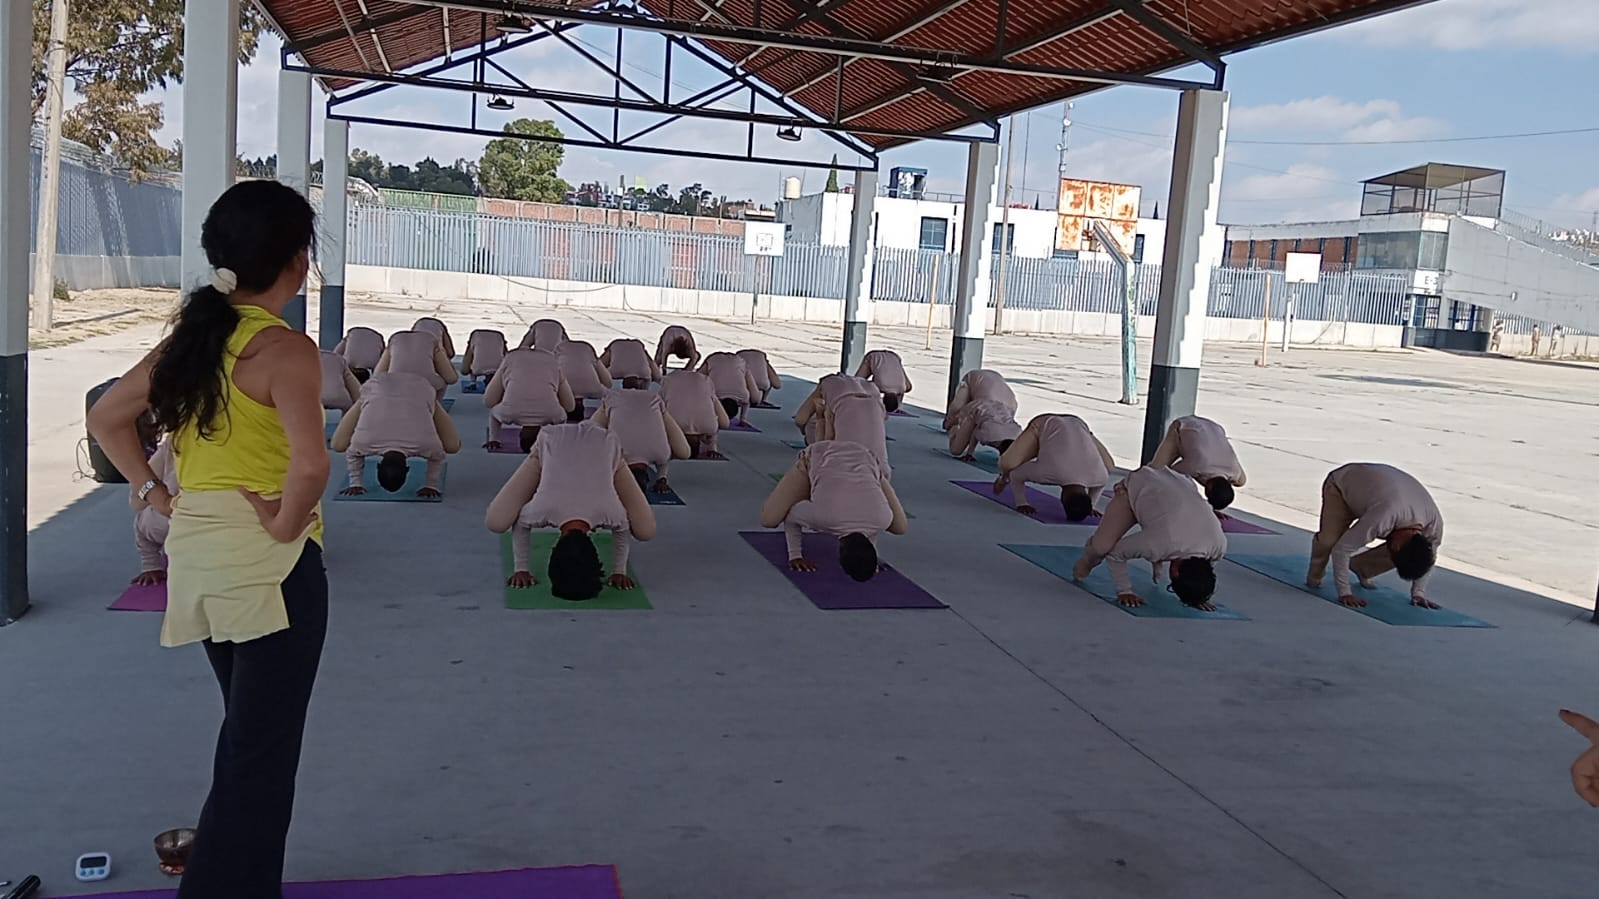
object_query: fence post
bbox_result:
[1256,272,1272,367]
[1091,221,1138,405]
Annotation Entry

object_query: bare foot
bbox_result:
[1193,601,1216,612]
[339,486,367,497]
[958,453,976,462]
[132,570,167,586]
[1016,503,1037,516]
[1338,594,1368,608]
[507,571,536,588]
[1410,597,1441,609]
[788,557,818,572]
[991,474,1009,495]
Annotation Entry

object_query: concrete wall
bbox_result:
[347,263,1401,349]
[779,193,1060,258]
[1444,217,1599,332]
[28,253,181,292]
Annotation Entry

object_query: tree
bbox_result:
[31,0,266,177]
[477,119,570,202]
[824,155,840,193]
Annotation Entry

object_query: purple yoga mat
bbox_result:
[110,581,167,612]
[723,419,761,432]
[486,425,532,454]
[67,864,622,899]
[889,409,916,418]
[739,531,945,610]
[950,480,1099,525]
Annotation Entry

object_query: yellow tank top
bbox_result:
[173,304,324,542]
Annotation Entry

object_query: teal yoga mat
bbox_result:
[1229,553,1493,628]
[1001,544,1247,620]
[926,445,1000,474]
[332,456,445,502]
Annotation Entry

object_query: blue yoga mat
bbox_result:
[332,456,445,502]
[441,397,455,410]
[1228,553,1493,628]
[1001,544,1248,620]
[639,466,684,506]
[461,378,485,394]
[925,445,999,474]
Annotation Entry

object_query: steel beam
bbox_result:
[327,25,575,107]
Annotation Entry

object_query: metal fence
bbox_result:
[350,203,1412,325]
[27,146,183,259]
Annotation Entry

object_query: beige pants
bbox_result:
[1307,476,1390,583]
[1079,486,1137,573]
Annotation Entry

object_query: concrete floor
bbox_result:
[3,295,1597,898]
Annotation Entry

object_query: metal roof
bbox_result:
[266,0,1438,149]
[1363,163,1506,190]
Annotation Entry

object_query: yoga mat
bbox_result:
[639,466,684,506]
[781,437,892,450]
[461,377,485,394]
[926,445,1000,474]
[1229,553,1493,628]
[324,421,339,441]
[110,581,166,612]
[889,408,916,418]
[1212,513,1279,536]
[754,401,782,410]
[723,419,761,432]
[739,531,945,610]
[487,424,529,454]
[333,456,445,502]
[500,532,651,610]
[952,480,1097,525]
[442,397,455,410]
[1002,544,1248,620]
[68,864,622,899]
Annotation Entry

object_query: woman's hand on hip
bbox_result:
[238,488,317,542]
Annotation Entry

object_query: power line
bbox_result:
[1076,120,1599,147]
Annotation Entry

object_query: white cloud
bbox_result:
[1340,0,1599,51]
[1229,97,1443,142]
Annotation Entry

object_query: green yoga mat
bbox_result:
[1001,544,1247,620]
[499,531,652,610]
[1228,553,1492,628]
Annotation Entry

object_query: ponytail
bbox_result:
[149,286,239,439]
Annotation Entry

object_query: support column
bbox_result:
[276,67,312,332]
[319,118,350,350]
[180,0,240,293]
[1142,88,1227,462]
[839,168,877,374]
[947,140,1000,404]
[0,0,30,623]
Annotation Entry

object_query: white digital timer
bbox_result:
[75,852,112,882]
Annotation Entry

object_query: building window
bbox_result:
[918,217,949,251]
[991,222,1015,254]
[1417,231,1448,270]
[1133,234,1146,264]
[1355,231,1423,270]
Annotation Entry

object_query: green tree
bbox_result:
[477,119,569,202]
[31,0,266,177]
[824,154,840,193]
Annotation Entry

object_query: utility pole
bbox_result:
[993,114,1017,335]
[31,0,70,331]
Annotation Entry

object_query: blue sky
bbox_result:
[162,0,1599,229]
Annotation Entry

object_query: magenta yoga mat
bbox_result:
[110,581,167,612]
[951,480,1100,526]
[739,531,945,610]
[65,864,623,899]
[723,419,761,432]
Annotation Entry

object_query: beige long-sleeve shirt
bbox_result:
[758,441,909,559]
[962,369,1016,409]
[484,348,573,427]
[825,392,890,471]
[601,338,660,381]
[377,330,459,390]
[521,319,568,351]
[331,373,461,489]
[949,399,1021,457]
[655,325,698,367]
[795,373,879,436]
[659,369,727,435]
[1168,415,1246,486]
[1106,466,1227,595]
[485,422,656,573]
[736,349,781,392]
[131,441,179,570]
[319,351,362,411]
[1327,463,1443,600]
[592,388,690,468]
[558,340,614,398]
[463,329,507,377]
[855,349,912,395]
[1002,413,1112,504]
[336,326,385,370]
[702,352,759,404]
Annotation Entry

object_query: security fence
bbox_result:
[28,145,183,265]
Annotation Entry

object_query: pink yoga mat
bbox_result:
[66,864,622,899]
[740,531,945,610]
[951,480,1100,525]
[110,582,167,612]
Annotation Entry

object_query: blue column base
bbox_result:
[1140,363,1199,464]
[283,293,307,333]
[317,285,345,350]
[947,336,983,405]
[0,351,28,624]
[840,321,867,375]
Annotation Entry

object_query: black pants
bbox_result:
[178,541,328,899]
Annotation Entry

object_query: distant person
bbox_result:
[1559,709,1599,807]
[1307,462,1442,609]
[557,339,614,416]
[601,337,661,386]
[1552,324,1564,357]
[376,328,459,397]
[659,368,729,459]
[654,324,701,372]
[520,318,568,351]
[994,413,1115,520]
[461,329,507,385]
[1072,466,1225,610]
[854,349,913,413]
[760,440,908,581]
[334,326,385,380]
[736,348,783,406]
[1488,319,1504,353]
[794,373,879,445]
[1149,414,1246,511]
[824,391,890,473]
[331,372,462,498]
[412,316,456,359]
[701,351,760,426]
[129,437,179,585]
[319,350,362,412]
[1531,324,1542,357]
[944,368,1017,431]
[485,422,656,598]
[483,347,575,450]
[592,387,691,495]
[948,398,1021,461]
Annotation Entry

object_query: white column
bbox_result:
[946,140,1000,404]
[318,118,350,350]
[276,67,312,331]
[180,0,240,293]
[1141,88,1228,461]
[839,168,877,374]
[0,0,31,621]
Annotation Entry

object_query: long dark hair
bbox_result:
[148,180,315,438]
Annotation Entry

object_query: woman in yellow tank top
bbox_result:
[88,180,330,898]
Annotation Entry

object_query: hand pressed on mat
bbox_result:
[133,569,166,586]
[417,487,442,499]
[339,486,366,497]
[651,478,672,494]
[788,557,818,572]
[1116,592,1144,608]
[508,570,537,588]
[607,573,636,590]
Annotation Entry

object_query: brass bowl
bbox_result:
[154,827,195,875]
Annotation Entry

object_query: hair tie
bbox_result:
[210,267,238,295]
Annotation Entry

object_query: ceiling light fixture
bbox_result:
[486,95,515,111]
[495,14,533,34]
[776,125,802,142]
